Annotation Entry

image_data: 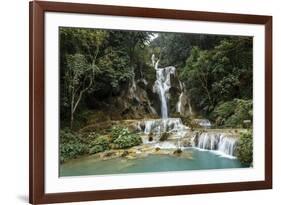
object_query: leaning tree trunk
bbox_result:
[68,47,99,130]
[70,91,75,129]
[70,111,74,130]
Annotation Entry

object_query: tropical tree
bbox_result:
[64,54,97,129]
[180,47,214,113]
[60,28,107,127]
[179,37,252,116]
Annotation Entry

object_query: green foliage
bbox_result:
[60,28,108,62]
[150,33,227,68]
[110,126,127,141]
[60,126,144,162]
[180,37,253,116]
[212,99,252,127]
[113,134,142,149]
[59,27,253,133]
[237,130,253,165]
[59,129,88,163]
[112,127,142,148]
[89,135,111,154]
[60,28,153,126]
[89,145,105,154]
[60,28,108,125]
[64,53,97,129]
[90,135,110,149]
[60,129,111,162]
[95,48,132,94]
[212,100,236,120]
[180,47,214,113]
[65,54,93,97]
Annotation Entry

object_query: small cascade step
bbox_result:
[194,132,238,156]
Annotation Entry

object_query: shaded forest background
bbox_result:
[59,27,253,130]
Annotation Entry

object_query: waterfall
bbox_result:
[143,118,188,135]
[152,58,175,118]
[141,55,189,147]
[195,132,237,157]
[176,93,184,113]
[217,135,237,156]
[176,80,193,116]
[141,118,189,147]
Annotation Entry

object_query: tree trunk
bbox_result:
[70,111,74,129]
[70,89,75,129]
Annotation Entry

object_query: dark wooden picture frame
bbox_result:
[29,1,272,204]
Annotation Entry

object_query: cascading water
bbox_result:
[194,132,238,157]
[141,118,189,148]
[140,55,237,158]
[217,135,237,156]
[176,81,193,116]
[176,93,184,114]
[152,58,175,118]
[139,55,190,148]
[144,118,188,136]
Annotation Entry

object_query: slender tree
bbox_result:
[65,54,96,129]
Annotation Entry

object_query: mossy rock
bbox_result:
[148,133,154,141]
[173,148,183,155]
[100,150,119,160]
[121,150,129,157]
[159,132,170,141]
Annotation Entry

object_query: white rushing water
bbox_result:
[193,119,212,128]
[195,132,238,157]
[176,81,193,116]
[152,58,175,118]
[141,55,237,159]
[140,55,189,147]
[176,93,184,113]
[144,118,188,135]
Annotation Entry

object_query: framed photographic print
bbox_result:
[29,1,272,204]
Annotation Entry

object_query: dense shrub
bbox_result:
[237,130,253,165]
[60,126,143,162]
[59,129,88,163]
[114,134,142,148]
[60,129,110,162]
[212,99,252,128]
[110,126,127,141]
[112,127,142,148]
[179,38,253,115]
[89,135,111,154]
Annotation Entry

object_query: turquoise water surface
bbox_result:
[60,148,248,177]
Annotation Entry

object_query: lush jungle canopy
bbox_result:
[59,27,253,166]
[60,28,252,129]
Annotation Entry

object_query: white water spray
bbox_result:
[195,133,237,157]
[152,58,175,118]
